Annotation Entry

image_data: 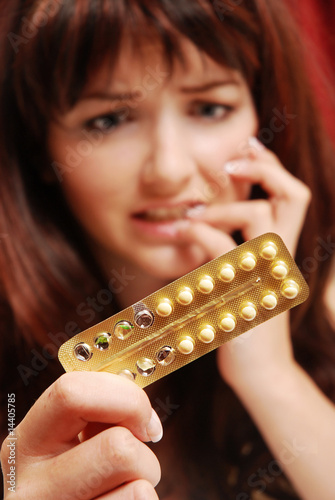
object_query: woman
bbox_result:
[1,1,335,498]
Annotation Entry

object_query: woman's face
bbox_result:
[48,39,258,280]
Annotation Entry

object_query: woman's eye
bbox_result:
[85,109,129,132]
[191,102,232,120]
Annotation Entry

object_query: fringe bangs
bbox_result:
[12,0,260,121]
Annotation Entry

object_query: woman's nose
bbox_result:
[141,113,196,196]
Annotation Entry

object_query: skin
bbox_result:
[2,38,335,500]
[47,40,257,285]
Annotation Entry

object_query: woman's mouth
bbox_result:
[131,202,206,238]
[134,202,206,222]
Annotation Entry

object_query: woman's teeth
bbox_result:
[139,203,206,222]
[184,204,206,218]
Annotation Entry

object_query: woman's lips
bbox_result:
[133,202,206,222]
[131,217,189,238]
[131,203,206,239]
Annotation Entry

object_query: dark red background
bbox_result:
[289,0,335,143]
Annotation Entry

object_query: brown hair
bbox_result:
[1,0,335,497]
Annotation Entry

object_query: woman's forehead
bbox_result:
[20,0,258,117]
[81,37,242,97]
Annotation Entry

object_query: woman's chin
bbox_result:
[137,243,208,281]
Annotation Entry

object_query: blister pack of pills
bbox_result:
[58,233,309,387]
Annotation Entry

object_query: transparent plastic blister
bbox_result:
[58,233,309,387]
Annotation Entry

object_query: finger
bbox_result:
[180,221,236,260]
[17,372,163,456]
[95,480,159,500]
[224,153,311,201]
[198,200,274,236]
[197,198,308,256]
[30,427,161,500]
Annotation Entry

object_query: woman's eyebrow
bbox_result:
[79,79,240,102]
[79,91,136,102]
[179,79,240,93]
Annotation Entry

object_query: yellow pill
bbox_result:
[177,336,195,354]
[260,242,278,260]
[156,299,173,317]
[198,326,215,343]
[197,276,214,294]
[219,314,236,332]
[240,303,257,321]
[177,288,194,305]
[219,264,235,282]
[271,261,289,280]
[239,253,257,271]
[281,280,299,299]
[261,293,278,310]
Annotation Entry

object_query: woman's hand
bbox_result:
[178,140,335,500]
[180,138,311,390]
[1,372,162,499]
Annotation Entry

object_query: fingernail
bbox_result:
[147,409,163,443]
[223,159,249,174]
[248,136,265,151]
